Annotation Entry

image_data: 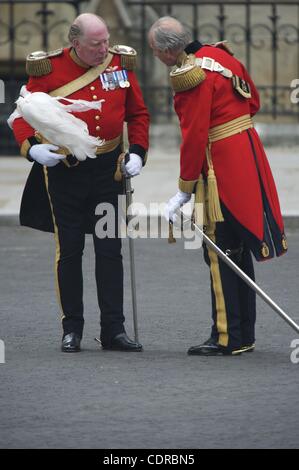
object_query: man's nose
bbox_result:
[99,43,108,53]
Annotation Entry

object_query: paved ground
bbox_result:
[0,225,298,449]
[0,143,299,218]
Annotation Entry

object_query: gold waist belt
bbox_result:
[96,135,122,154]
[209,114,253,143]
[35,132,122,168]
[36,132,122,156]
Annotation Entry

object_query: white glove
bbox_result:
[125,153,143,177]
[165,190,192,223]
[29,144,65,167]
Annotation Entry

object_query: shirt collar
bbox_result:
[69,48,90,69]
[185,40,203,55]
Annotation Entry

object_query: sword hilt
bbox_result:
[168,221,176,244]
[113,152,126,181]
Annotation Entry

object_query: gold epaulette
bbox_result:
[211,40,234,56]
[26,48,63,76]
[109,45,137,70]
[170,60,206,93]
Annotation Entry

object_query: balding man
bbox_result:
[149,17,287,356]
[11,13,149,353]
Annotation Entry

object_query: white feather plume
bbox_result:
[15,88,105,161]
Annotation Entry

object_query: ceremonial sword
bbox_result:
[123,169,139,343]
[175,213,299,334]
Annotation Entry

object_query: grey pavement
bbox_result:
[0,226,299,449]
[0,128,299,449]
[0,138,298,220]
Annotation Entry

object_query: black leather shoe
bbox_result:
[61,333,81,353]
[102,333,143,352]
[188,338,242,356]
[241,343,255,353]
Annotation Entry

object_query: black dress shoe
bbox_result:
[61,333,81,353]
[102,333,143,352]
[188,338,242,356]
[241,343,255,353]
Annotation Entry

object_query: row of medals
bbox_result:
[100,70,130,91]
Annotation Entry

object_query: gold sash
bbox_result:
[49,53,113,98]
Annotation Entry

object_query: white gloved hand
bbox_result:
[125,153,143,177]
[29,144,65,167]
[165,190,192,223]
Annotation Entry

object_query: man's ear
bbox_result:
[165,48,179,63]
[72,39,79,49]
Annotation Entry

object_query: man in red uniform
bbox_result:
[11,13,149,352]
[149,17,287,356]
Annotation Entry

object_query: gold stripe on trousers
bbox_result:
[205,222,228,347]
[43,167,65,321]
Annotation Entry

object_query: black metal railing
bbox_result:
[0,0,82,67]
[0,0,83,154]
[128,0,299,121]
[1,1,299,154]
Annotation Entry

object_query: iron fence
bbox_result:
[0,0,83,154]
[1,1,299,154]
[128,0,299,121]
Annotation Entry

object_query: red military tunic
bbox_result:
[174,41,287,261]
[11,46,149,233]
[13,47,149,156]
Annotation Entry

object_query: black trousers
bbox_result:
[203,216,256,350]
[45,148,125,342]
